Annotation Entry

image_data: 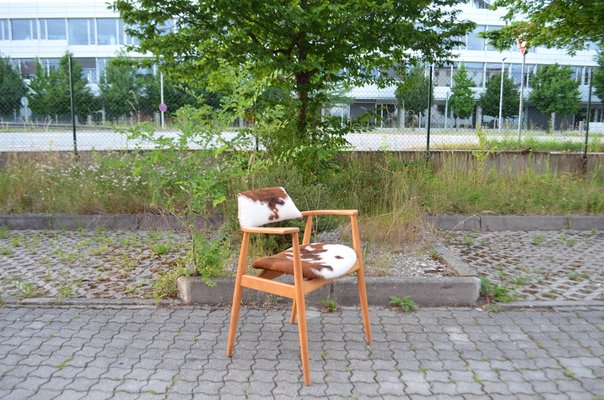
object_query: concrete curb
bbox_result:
[431,215,604,231]
[1,213,603,231]
[177,242,481,307]
[176,275,481,307]
[0,214,223,231]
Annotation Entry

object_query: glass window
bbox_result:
[485,63,503,83]
[74,57,97,83]
[467,26,485,51]
[11,19,37,40]
[18,59,37,78]
[0,19,10,40]
[97,18,117,45]
[69,19,91,45]
[41,19,66,40]
[464,62,484,86]
[434,64,453,87]
[485,25,503,51]
[158,19,175,35]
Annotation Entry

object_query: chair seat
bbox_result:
[252,243,357,280]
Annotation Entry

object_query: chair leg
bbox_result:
[295,293,311,385]
[356,266,372,344]
[290,300,297,324]
[226,281,243,357]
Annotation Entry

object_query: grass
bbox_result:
[480,277,516,303]
[320,298,338,312]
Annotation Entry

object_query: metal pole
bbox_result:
[68,55,78,158]
[498,58,506,132]
[426,64,433,159]
[444,91,449,130]
[583,68,593,165]
[160,72,165,129]
[517,52,526,140]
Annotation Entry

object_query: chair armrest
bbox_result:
[301,210,358,217]
[241,226,300,235]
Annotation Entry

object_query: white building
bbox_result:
[1,0,601,128]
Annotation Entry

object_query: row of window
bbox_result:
[9,57,596,89]
[434,63,593,88]
[0,18,172,45]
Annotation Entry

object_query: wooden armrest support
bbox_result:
[241,226,300,235]
[301,210,358,217]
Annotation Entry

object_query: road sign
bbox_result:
[159,103,168,112]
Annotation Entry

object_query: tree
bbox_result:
[0,56,27,118]
[449,64,476,127]
[99,57,146,121]
[594,49,604,103]
[480,73,520,124]
[528,64,580,132]
[29,54,97,123]
[395,65,433,128]
[483,0,603,53]
[114,0,474,154]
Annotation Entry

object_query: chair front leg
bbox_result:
[351,215,372,344]
[292,233,311,385]
[227,232,250,357]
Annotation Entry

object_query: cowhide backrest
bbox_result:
[238,187,303,228]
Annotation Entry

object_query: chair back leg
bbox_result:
[351,216,372,343]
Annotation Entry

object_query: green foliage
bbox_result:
[0,56,27,116]
[484,0,603,53]
[529,64,580,132]
[395,65,433,127]
[480,73,520,118]
[389,295,419,313]
[480,276,515,303]
[28,53,97,122]
[320,298,338,312]
[114,0,474,170]
[449,64,476,123]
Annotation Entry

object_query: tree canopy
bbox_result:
[395,65,433,127]
[594,50,604,103]
[29,54,97,122]
[0,57,27,117]
[114,0,474,144]
[449,64,476,123]
[483,0,603,53]
[480,73,519,119]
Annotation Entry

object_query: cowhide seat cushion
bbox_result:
[252,243,357,280]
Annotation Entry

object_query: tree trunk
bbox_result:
[550,112,556,133]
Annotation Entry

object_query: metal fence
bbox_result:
[1,58,602,154]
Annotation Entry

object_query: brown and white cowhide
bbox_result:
[238,187,303,227]
[252,243,357,279]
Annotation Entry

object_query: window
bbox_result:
[464,62,484,87]
[11,19,38,40]
[16,59,37,78]
[40,19,66,40]
[471,0,490,9]
[97,18,118,45]
[74,57,97,83]
[0,19,9,40]
[485,63,503,83]
[434,64,453,87]
[467,26,485,51]
[485,26,502,51]
[69,19,94,45]
[119,20,141,45]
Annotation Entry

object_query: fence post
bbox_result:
[426,64,433,161]
[583,68,593,167]
[68,55,78,158]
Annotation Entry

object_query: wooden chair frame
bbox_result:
[226,209,371,385]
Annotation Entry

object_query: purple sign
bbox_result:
[159,103,168,112]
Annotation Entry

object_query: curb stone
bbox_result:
[177,243,481,307]
[2,214,604,231]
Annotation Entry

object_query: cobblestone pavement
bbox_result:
[0,229,447,300]
[0,230,188,299]
[0,305,602,399]
[444,230,604,302]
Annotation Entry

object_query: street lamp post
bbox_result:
[498,57,506,132]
